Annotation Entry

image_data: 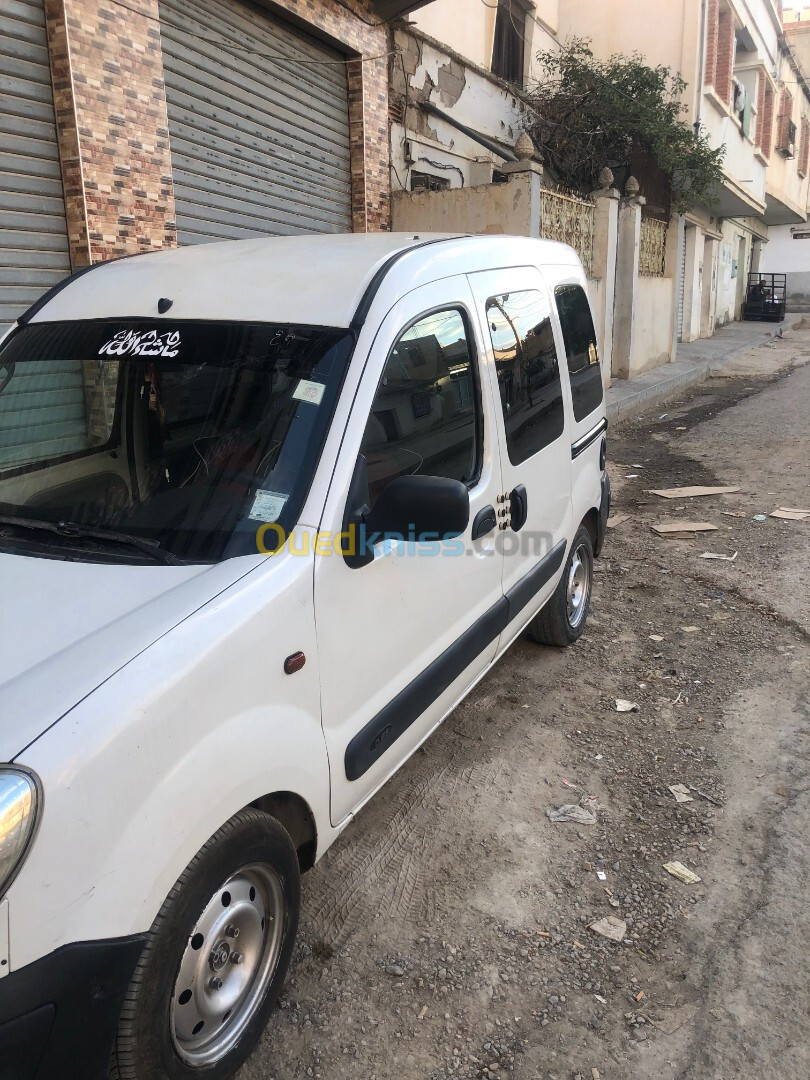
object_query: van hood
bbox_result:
[0,552,260,761]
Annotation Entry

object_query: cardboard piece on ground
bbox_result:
[663,861,701,884]
[650,486,740,499]
[607,514,629,528]
[699,551,738,561]
[652,522,718,535]
[778,506,810,514]
[770,509,809,521]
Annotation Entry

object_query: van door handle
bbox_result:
[510,485,528,532]
[471,505,497,540]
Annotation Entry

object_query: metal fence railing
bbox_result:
[539,187,595,275]
[639,217,667,277]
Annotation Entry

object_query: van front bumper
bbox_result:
[0,935,145,1080]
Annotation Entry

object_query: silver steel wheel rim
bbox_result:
[170,863,284,1067]
[566,543,591,629]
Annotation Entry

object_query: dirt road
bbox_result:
[240,332,810,1080]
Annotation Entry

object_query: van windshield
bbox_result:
[0,320,354,562]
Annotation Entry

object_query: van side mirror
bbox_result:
[342,457,469,569]
[366,474,470,540]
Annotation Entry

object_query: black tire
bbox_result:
[109,809,300,1080]
[528,526,594,647]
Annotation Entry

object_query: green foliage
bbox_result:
[524,39,724,213]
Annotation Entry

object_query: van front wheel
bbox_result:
[109,809,300,1080]
[528,526,594,647]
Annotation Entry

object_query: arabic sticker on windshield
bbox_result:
[99,329,180,357]
[248,490,287,523]
[292,379,326,406]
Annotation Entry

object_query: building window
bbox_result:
[492,0,527,85]
[410,171,451,193]
[799,118,810,177]
[776,88,796,155]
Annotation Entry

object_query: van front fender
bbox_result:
[9,700,334,969]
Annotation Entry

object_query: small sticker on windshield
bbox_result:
[248,490,287,523]
[292,379,326,406]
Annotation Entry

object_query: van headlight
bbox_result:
[0,769,40,897]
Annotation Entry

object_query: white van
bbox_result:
[0,234,609,1080]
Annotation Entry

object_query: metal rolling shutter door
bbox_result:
[159,0,353,244]
[677,236,687,342]
[0,1,87,469]
[0,0,72,330]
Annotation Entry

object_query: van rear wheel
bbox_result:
[528,526,593,647]
[109,809,300,1080]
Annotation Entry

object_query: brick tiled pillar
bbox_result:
[44,0,176,268]
[715,7,736,106]
[45,0,390,268]
[704,0,719,87]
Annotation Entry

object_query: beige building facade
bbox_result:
[558,0,810,337]
[391,0,810,377]
[760,6,810,302]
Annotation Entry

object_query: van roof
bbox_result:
[25,233,582,329]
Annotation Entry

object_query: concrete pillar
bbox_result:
[498,159,545,237]
[589,185,619,388]
[701,236,719,338]
[611,196,643,380]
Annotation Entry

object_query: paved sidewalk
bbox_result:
[605,316,802,422]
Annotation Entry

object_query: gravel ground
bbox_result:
[240,331,810,1080]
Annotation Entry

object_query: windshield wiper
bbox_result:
[0,515,187,566]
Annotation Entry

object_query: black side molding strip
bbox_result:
[504,540,567,624]
[345,598,508,781]
[344,540,569,781]
[17,252,144,325]
[350,237,463,331]
[571,416,608,460]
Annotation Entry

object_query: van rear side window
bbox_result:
[554,285,604,421]
[485,290,564,465]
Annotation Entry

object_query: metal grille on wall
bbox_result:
[539,188,594,275]
[639,217,667,277]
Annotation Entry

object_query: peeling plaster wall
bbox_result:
[390,27,525,192]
